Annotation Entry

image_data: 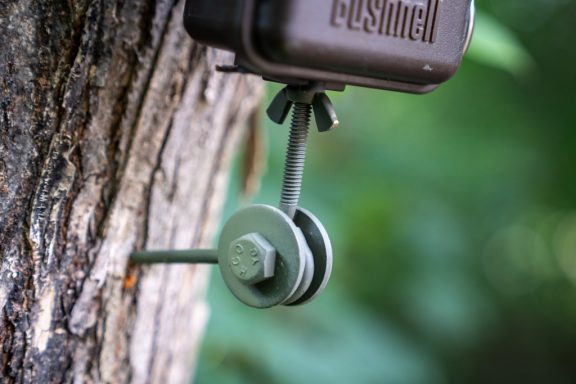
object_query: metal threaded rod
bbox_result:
[280,102,312,219]
[130,249,218,264]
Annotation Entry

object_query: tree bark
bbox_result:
[0,1,262,382]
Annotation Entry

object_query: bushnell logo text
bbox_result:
[331,0,441,43]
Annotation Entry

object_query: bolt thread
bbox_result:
[280,102,312,219]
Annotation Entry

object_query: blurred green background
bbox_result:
[196,1,576,383]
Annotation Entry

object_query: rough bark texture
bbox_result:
[0,1,262,382]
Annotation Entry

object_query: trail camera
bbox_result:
[184,0,475,93]
[132,0,476,309]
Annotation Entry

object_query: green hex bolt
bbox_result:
[228,233,276,285]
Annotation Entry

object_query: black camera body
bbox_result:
[184,0,475,93]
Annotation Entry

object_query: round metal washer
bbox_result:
[283,237,314,305]
[286,207,333,306]
[218,205,306,308]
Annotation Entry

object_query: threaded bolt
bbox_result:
[279,102,312,219]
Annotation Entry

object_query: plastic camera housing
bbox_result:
[184,0,475,93]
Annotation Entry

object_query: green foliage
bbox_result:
[198,1,576,383]
[467,10,536,78]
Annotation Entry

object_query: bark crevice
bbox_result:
[0,1,263,382]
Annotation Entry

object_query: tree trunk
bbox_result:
[0,1,262,382]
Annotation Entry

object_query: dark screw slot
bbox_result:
[279,102,312,219]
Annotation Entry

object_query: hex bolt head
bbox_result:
[228,233,276,285]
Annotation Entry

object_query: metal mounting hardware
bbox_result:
[271,85,338,219]
[131,249,218,264]
[130,0,476,309]
[131,87,334,308]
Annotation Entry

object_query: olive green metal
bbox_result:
[266,87,292,124]
[130,249,218,264]
[312,93,339,132]
[279,102,312,219]
[287,207,333,306]
[218,205,307,308]
[283,240,314,305]
[129,88,336,309]
[271,87,339,219]
[228,233,276,285]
